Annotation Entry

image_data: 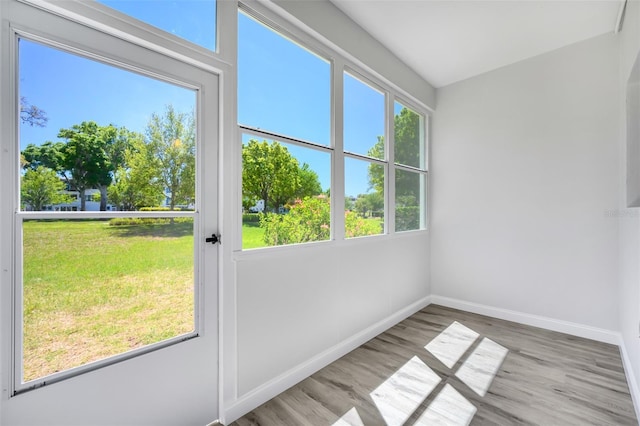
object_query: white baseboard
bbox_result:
[223,295,431,424]
[618,335,640,422]
[430,295,620,344]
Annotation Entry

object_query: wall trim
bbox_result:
[618,335,640,421]
[222,295,431,424]
[430,295,620,344]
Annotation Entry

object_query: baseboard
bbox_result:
[618,335,640,421]
[430,295,620,345]
[223,295,431,424]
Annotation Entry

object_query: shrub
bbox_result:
[108,217,193,226]
[261,196,330,245]
[242,213,261,223]
[345,210,382,238]
[260,195,381,246]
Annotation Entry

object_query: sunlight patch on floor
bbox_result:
[455,337,509,397]
[370,355,441,426]
[415,383,477,426]
[332,407,364,426]
[425,321,479,368]
[338,321,508,425]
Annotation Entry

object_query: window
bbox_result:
[237,8,429,251]
[238,11,331,249]
[343,72,386,238]
[393,101,427,231]
[18,39,199,385]
[97,0,217,51]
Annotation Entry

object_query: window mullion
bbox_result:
[333,59,345,242]
[387,94,396,234]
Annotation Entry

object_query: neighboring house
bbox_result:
[248,199,264,213]
[41,188,117,212]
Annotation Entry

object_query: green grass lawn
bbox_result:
[242,221,267,249]
[22,220,194,381]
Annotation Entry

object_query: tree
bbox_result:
[108,136,164,210]
[295,163,323,200]
[22,141,65,171]
[57,121,112,211]
[95,125,136,211]
[354,192,384,218]
[242,139,300,213]
[20,96,48,127]
[20,166,71,211]
[146,105,195,210]
[368,107,422,197]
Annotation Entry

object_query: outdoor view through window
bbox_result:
[18,39,197,383]
[238,12,426,248]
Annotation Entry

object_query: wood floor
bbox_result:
[232,305,638,425]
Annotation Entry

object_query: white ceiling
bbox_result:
[330,0,622,88]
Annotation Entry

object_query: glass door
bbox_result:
[2,5,219,424]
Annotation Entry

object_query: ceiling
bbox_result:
[330,0,622,88]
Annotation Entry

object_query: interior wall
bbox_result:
[431,33,620,330]
[618,0,640,410]
[235,235,429,395]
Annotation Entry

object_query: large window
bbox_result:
[343,72,386,238]
[238,11,332,249]
[18,39,199,386]
[393,101,427,232]
[237,8,429,250]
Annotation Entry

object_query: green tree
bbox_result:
[354,192,384,218]
[242,139,300,213]
[57,121,112,211]
[20,166,71,211]
[146,105,195,210]
[368,107,422,196]
[108,135,164,210]
[295,163,323,200]
[22,141,65,171]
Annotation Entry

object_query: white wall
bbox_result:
[618,0,640,412]
[225,234,430,421]
[431,33,620,331]
[235,236,429,395]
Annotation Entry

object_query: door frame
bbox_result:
[0,1,222,423]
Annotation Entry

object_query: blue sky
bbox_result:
[19,6,386,198]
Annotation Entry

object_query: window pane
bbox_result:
[394,102,425,169]
[97,0,216,51]
[22,218,194,382]
[345,157,384,238]
[238,12,330,146]
[242,134,330,248]
[19,40,196,213]
[395,169,426,232]
[343,72,385,159]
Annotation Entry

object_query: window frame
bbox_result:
[391,97,429,233]
[18,0,233,73]
[235,2,430,254]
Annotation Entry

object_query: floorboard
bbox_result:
[232,305,638,425]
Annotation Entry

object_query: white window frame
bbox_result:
[236,2,430,254]
[392,97,429,233]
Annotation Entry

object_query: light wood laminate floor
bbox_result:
[233,305,638,425]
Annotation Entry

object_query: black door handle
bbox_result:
[205,234,221,245]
